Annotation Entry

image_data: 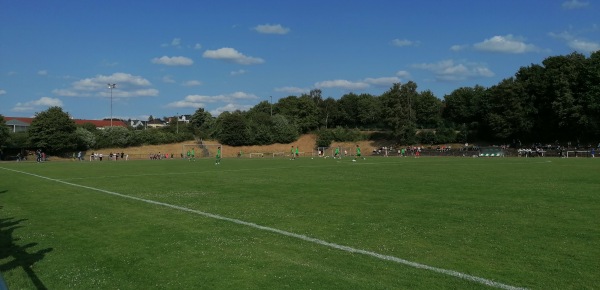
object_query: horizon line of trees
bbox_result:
[1,50,599,155]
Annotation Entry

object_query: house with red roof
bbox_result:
[4,117,128,132]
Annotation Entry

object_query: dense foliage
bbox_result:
[5,51,599,150]
[27,106,78,154]
[0,115,9,148]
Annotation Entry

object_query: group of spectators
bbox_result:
[88,152,128,161]
[149,152,175,160]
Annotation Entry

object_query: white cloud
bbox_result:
[230,69,247,76]
[314,79,370,90]
[396,70,411,79]
[0,89,6,95]
[12,97,63,112]
[450,44,468,51]
[210,103,253,116]
[151,56,194,66]
[569,39,600,52]
[363,77,401,87]
[474,35,538,53]
[183,80,202,86]
[161,38,182,47]
[167,92,258,108]
[52,72,158,98]
[203,47,265,65]
[162,75,176,83]
[254,24,290,35]
[412,59,494,81]
[562,0,589,9]
[194,43,202,50]
[392,39,420,47]
[550,31,600,53]
[274,86,310,94]
[38,70,48,76]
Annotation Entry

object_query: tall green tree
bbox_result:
[190,107,215,138]
[217,111,252,146]
[356,93,381,128]
[337,93,360,128]
[271,114,298,143]
[0,115,10,148]
[380,82,418,142]
[413,90,443,128]
[28,106,78,154]
[482,78,535,141]
[442,85,486,128]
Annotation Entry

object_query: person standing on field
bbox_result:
[216,146,221,165]
[354,144,364,161]
[335,147,340,159]
[290,145,295,160]
[295,146,300,158]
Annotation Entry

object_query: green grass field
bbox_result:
[1,156,599,289]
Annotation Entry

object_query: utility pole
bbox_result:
[108,83,116,127]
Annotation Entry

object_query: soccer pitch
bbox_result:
[1,157,598,289]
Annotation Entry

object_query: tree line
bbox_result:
[0,51,598,155]
[191,51,599,147]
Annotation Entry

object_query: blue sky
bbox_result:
[1,0,599,120]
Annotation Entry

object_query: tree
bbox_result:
[318,97,339,129]
[217,112,252,146]
[482,78,535,141]
[271,114,298,143]
[356,93,381,128]
[413,90,443,128]
[443,86,486,126]
[380,82,418,142]
[75,127,96,150]
[28,106,78,154]
[190,107,215,138]
[0,115,10,148]
[337,93,360,127]
[275,95,319,133]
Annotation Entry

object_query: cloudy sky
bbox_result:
[1,0,599,120]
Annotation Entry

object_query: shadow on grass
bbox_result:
[0,204,54,290]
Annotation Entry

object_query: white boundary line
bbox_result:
[0,166,528,290]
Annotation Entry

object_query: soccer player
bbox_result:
[354,144,365,161]
[290,145,295,160]
[295,146,300,158]
[187,149,191,161]
[191,148,196,161]
[334,147,340,159]
[216,146,221,165]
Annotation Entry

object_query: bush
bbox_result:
[418,130,436,145]
[315,128,334,147]
[434,127,457,144]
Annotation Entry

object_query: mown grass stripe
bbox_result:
[1,166,528,290]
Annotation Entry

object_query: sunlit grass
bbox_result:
[1,157,599,289]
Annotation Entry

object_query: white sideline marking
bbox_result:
[1,166,527,290]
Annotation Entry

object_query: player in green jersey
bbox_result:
[353,144,365,161]
[216,146,221,165]
[290,145,295,160]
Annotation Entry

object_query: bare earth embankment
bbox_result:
[88,134,391,159]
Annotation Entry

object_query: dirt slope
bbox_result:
[87,134,389,159]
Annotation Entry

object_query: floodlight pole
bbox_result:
[176,113,179,134]
[108,83,116,127]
